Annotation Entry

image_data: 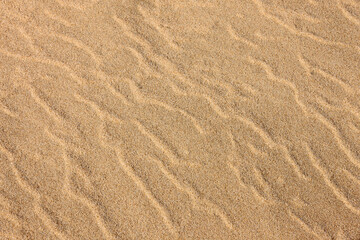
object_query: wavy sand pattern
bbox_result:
[1,0,360,239]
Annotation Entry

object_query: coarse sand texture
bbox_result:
[1,0,360,239]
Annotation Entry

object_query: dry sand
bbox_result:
[1,0,360,239]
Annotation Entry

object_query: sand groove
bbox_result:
[0,144,69,240]
[251,0,359,50]
[308,105,360,170]
[124,77,204,134]
[110,148,178,237]
[133,120,199,168]
[305,143,360,216]
[49,32,102,67]
[43,9,72,27]
[227,24,259,50]
[337,0,360,26]
[288,209,331,240]
[0,49,85,85]
[298,53,355,93]
[137,5,181,51]
[149,156,235,231]
[247,56,309,115]
[45,128,117,240]
[0,101,18,119]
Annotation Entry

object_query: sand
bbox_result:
[0,0,360,239]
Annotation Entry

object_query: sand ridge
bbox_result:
[1,0,360,239]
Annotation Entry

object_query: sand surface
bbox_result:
[1,0,360,239]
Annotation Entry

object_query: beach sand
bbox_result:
[1,0,360,239]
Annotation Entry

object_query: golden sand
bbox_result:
[1,0,360,239]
